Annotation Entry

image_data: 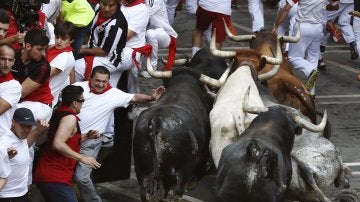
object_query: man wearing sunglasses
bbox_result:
[34,85,101,202]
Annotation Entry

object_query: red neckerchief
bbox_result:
[132,44,152,70]
[88,81,112,94]
[46,46,73,63]
[56,105,80,121]
[96,11,110,26]
[123,0,144,7]
[161,36,177,71]
[0,72,14,83]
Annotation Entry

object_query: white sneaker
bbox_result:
[140,70,151,78]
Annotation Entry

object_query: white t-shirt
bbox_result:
[0,147,10,179]
[0,132,30,198]
[0,80,21,136]
[73,81,134,134]
[288,0,326,24]
[121,3,150,48]
[49,51,75,106]
[198,0,231,16]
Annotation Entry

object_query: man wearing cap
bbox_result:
[0,108,48,201]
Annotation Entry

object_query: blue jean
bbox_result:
[73,138,103,202]
[72,26,90,59]
[36,182,78,202]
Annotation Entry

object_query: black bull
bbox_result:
[133,48,227,201]
[216,107,302,202]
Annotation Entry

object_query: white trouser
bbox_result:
[166,0,179,25]
[354,16,360,55]
[288,22,324,77]
[185,0,197,15]
[277,1,298,52]
[74,47,136,88]
[146,28,171,67]
[16,101,52,185]
[248,0,264,32]
[322,2,355,45]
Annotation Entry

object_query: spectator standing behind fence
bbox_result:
[0,108,48,202]
[59,0,95,58]
[47,21,76,107]
[74,0,128,88]
[121,0,150,94]
[11,29,53,187]
[0,44,22,136]
[2,3,47,49]
[73,66,165,202]
[33,85,101,202]
[0,9,10,41]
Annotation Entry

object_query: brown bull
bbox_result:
[251,32,316,123]
[223,21,330,139]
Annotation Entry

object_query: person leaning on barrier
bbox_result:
[72,66,165,202]
[0,108,48,202]
[33,85,101,202]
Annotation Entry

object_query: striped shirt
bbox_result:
[88,7,128,67]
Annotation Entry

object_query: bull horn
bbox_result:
[210,29,237,58]
[199,60,233,88]
[258,64,280,81]
[161,57,190,66]
[146,57,172,78]
[243,86,269,113]
[279,21,300,43]
[260,39,283,65]
[223,18,255,42]
[271,105,328,133]
[294,110,327,132]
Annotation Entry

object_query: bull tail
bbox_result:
[148,116,165,198]
[189,130,199,155]
[149,116,161,177]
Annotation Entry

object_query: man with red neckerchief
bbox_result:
[47,21,76,107]
[34,85,101,202]
[0,44,21,135]
[74,0,128,88]
[73,66,165,202]
[121,0,150,94]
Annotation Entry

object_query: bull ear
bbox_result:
[246,140,261,162]
[258,57,267,70]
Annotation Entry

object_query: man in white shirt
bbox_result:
[73,66,165,202]
[0,108,47,201]
[0,44,21,135]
